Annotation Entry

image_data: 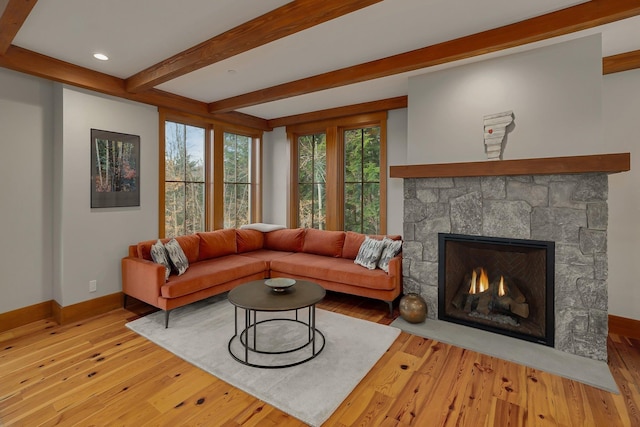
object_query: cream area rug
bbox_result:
[126,296,400,427]
[391,316,619,393]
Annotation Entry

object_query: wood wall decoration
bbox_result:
[484,111,514,160]
[90,129,140,208]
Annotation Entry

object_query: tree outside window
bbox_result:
[224,132,252,229]
[297,133,327,229]
[164,121,205,237]
[344,126,381,234]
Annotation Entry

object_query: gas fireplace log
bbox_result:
[463,294,474,312]
[456,290,494,314]
[510,301,529,318]
[451,272,530,317]
[507,280,526,303]
[476,292,492,314]
[452,286,466,310]
[494,296,530,318]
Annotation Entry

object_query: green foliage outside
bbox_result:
[224,132,251,229]
[164,122,205,237]
[344,127,380,234]
[298,133,327,229]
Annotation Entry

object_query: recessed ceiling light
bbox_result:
[93,53,109,61]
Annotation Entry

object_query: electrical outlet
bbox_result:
[89,280,97,293]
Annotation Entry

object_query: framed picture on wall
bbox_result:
[91,129,140,208]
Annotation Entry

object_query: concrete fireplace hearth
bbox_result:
[390,153,630,362]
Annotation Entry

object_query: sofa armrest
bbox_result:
[387,255,403,278]
[121,257,165,307]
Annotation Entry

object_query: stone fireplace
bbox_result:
[390,153,630,362]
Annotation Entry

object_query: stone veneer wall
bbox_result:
[402,173,609,361]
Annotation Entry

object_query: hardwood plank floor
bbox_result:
[1,292,638,426]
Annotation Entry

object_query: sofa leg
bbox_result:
[165,310,171,328]
[123,294,128,309]
[386,300,393,318]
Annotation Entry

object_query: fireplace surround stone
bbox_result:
[402,173,609,361]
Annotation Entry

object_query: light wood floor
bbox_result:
[1,293,639,426]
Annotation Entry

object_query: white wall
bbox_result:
[54,86,158,306]
[408,35,603,163]
[0,69,54,313]
[262,109,408,233]
[262,126,289,225]
[387,108,408,235]
[604,68,640,321]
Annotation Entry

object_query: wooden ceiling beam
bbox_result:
[603,49,640,74]
[0,45,270,130]
[267,96,407,128]
[125,0,382,93]
[0,0,37,54]
[209,0,640,113]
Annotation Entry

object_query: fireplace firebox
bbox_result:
[438,233,555,346]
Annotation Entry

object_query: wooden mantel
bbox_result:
[389,153,630,179]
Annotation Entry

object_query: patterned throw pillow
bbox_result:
[165,238,189,276]
[150,239,171,281]
[377,238,403,273]
[354,236,386,270]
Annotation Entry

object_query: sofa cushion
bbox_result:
[377,238,403,273]
[354,236,386,270]
[264,228,305,252]
[270,253,395,291]
[174,234,200,264]
[137,239,162,261]
[302,228,345,258]
[236,229,264,253]
[237,249,294,263]
[198,229,236,261]
[161,255,266,299]
[165,238,189,276]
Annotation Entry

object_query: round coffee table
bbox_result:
[227,279,326,368]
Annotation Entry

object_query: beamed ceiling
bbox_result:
[1,0,640,130]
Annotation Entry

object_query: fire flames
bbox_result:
[498,275,506,297]
[468,267,507,297]
[469,268,490,294]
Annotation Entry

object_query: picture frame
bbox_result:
[91,129,140,208]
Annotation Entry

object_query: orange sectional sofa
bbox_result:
[122,228,402,326]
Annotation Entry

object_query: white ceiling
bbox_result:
[11,0,640,120]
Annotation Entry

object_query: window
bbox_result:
[224,132,252,229]
[288,112,386,233]
[297,133,327,229]
[159,110,262,237]
[344,126,381,234]
[164,122,206,237]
